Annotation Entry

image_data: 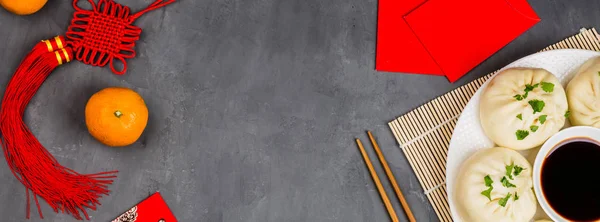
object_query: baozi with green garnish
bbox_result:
[480,68,568,150]
[454,147,536,222]
[566,56,600,127]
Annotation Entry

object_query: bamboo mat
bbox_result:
[388,28,600,222]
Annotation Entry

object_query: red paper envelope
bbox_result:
[112,192,177,222]
[375,0,540,82]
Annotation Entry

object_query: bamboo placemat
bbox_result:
[388,28,600,222]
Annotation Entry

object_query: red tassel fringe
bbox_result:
[0,37,118,220]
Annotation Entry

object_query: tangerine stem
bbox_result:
[114,110,123,118]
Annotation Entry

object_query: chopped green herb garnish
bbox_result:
[565,110,571,118]
[541,82,555,93]
[505,164,514,180]
[484,175,493,187]
[516,114,522,120]
[525,83,538,92]
[530,125,539,132]
[481,175,494,201]
[539,115,547,124]
[514,192,519,201]
[598,71,600,76]
[514,83,542,101]
[528,99,545,114]
[516,130,529,140]
[481,187,493,201]
[501,176,517,188]
[514,94,524,101]
[499,193,512,207]
[513,166,525,176]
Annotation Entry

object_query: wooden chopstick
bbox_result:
[355,138,399,222]
[368,131,416,222]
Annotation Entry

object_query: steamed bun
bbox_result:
[566,56,600,127]
[480,68,568,150]
[455,147,536,222]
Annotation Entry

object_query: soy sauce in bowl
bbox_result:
[541,138,600,221]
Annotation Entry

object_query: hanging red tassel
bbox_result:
[0,0,175,220]
[1,37,118,220]
[13,36,63,75]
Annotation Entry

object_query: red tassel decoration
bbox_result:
[1,37,118,220]
[67,0,175,74]
[0,0,175,220]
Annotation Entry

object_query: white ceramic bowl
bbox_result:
[532,126,600,221]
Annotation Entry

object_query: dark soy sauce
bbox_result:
[542,138,600,221]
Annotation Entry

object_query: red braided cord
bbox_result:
[66,0,175,74]
[130,0,175,21]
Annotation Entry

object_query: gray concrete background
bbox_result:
[0,0,598,221]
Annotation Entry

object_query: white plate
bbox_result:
[446,49,600,221]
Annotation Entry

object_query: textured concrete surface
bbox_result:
[0,0,598,221]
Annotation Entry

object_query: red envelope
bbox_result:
[112,192,177,222]
[375,0,540,82]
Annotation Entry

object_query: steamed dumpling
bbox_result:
[566,56,600,127]
[480,68,568,150]
[455,147,536,222]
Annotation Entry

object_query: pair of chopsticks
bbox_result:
[356,131,416,222]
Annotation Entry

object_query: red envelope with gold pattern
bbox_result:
[112,192,177,222]
[376,0,540,82]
